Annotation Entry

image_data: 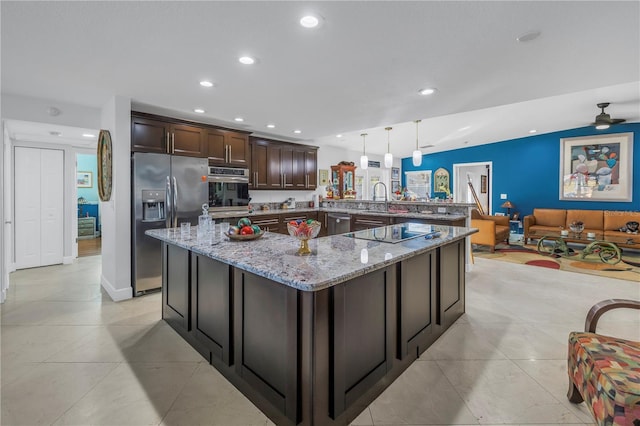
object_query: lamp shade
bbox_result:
[360,155,368,169]
[384,152,393,168]
[501,201,514,209]
[412,150,422,166]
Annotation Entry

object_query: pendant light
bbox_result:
[412,119,423,167]
[384,127,393,168]
[360,133,368,170]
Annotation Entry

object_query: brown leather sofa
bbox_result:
[470,209,510,252]
[524,208,640,247]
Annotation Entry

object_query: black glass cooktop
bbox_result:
[345,223,439,244]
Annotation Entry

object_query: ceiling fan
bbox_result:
[592,102,626,129]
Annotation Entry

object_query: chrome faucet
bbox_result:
[372,181,388,211]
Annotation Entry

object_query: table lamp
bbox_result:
[501,201,514,218]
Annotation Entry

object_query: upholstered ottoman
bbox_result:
[567,300,640,425]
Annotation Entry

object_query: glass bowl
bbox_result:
[287,221,322,255]
[569,223,584,234]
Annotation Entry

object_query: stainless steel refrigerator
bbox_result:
[132,153,208,295]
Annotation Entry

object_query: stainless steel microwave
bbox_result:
[208,167,250,209]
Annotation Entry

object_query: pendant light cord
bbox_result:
[415,119,421,149]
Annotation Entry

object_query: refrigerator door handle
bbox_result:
[172,176,178,228]
[166,176,172,228]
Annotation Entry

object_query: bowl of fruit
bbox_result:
[225,217,265,241]
[287,219,322,255]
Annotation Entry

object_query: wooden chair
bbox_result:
[567,299,640,425]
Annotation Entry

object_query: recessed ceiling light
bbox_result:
[293,130,302,134]
[199,80,214,87]
[463,141,469,144]
[529,129,537,134]
[49,131,61,136]
[516,31,541,43]
[234,117,244,122]
[336,134,343,138]
[300,15,320,28]
[239,56,255,65]
[419,88,436,96]
[266,124,275,129]
[194,108,205,113]
[82,133,95,138]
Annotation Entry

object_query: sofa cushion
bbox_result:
[604,211,640,231]
[566,210,604,230]
[533,208,566,227]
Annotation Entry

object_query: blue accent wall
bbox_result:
[77,154,99,202]
[401,123,639,217]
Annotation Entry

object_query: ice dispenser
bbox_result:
[142,190,166,222]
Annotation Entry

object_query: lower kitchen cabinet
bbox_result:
[351,214,390,231]
[162,243,190,333]
[280,211,318,233]
[249,214,281,233]
[392,216,465,226]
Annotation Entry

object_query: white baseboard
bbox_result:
[63,256,74,264]
[101,274,133,302]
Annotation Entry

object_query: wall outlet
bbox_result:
[437,207,446,213]
[500,193,507,199]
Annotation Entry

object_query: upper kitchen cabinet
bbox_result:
[205,129,249,167]
[249,137,318,190]
[132,113,204,157]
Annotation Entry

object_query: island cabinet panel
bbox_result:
[438,240,465,329]
[234,270,300,423]
[331,267,395,418]
[162,243,190,332]
[191,254,231,365]
[398,251,437,360]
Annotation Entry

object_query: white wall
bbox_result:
[99,96,132,301]
[2,94,101,129]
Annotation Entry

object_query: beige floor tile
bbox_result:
[513,359,597,424]
[369,360,479,425]
[160,408,269,426]
[1,324,98,364]
[1,362,117,425]
[53,362,199,425]
[424,323,507,361]
[437,359,583,424]
[45,322,203,363]
[350,407,374,425]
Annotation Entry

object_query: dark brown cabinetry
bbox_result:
[132,115,205,157]
[205,128,249,167]
[391,216,465,227]
[132,112,249,162]
[249,214,281,233]
[351,214,390,231]
[279,212,318,234]
[249,137,318,191]
[162,243,191,332]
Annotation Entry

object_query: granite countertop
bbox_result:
[146,224,476,292]
[209,207,467,222]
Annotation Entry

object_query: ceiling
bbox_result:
[2,1,639,157]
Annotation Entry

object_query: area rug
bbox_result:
[473,243,640,282]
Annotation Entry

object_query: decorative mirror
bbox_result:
[97,129,113,201]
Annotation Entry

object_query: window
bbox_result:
[404,170,432,200]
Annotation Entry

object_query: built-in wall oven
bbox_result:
[208,166,251,211]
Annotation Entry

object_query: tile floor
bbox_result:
[2,255,639,425]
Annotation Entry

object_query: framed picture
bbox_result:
[560,132,633,201]
[77,171,93,188]
[319,169,329,186]
[481,175,487,193]
[391,167,400,180]
[391,180,400,193]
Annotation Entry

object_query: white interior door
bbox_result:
[14,147,64,269]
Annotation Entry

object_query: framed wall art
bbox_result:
[559,132,633,201]
[391,167,400,180]
[77,171,93,188]
[319,169,329,187]
[480,175,487,193]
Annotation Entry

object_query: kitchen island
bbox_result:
[147,223,476,425]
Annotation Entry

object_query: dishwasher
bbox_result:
[327,213,351,235]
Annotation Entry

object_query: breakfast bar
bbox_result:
[146,224,476,425]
